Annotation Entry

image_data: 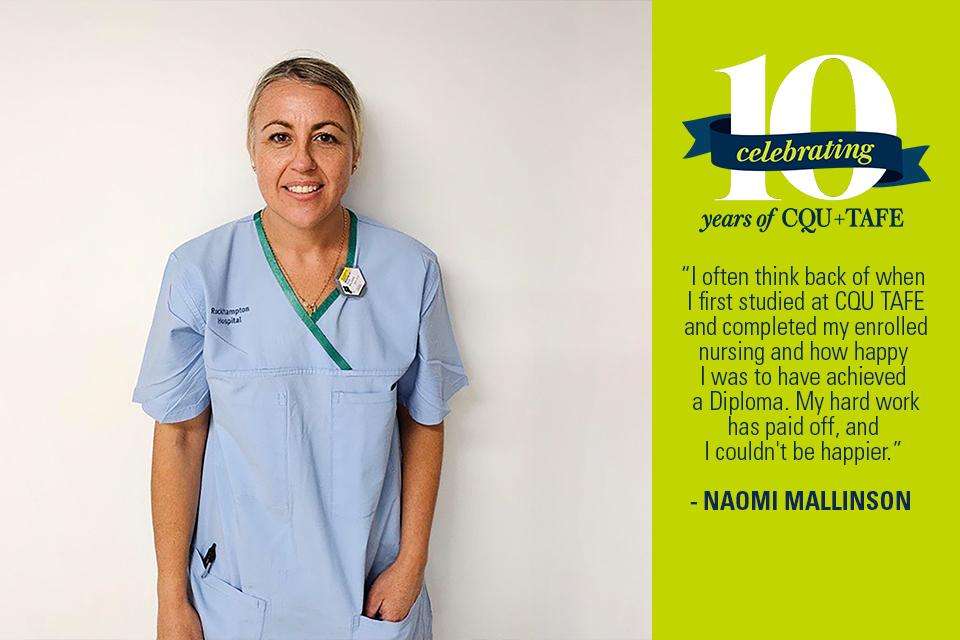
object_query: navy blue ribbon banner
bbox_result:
[683,114,929,187]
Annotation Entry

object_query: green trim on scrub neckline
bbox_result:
[253,207,357,371]
[311,208,358,321]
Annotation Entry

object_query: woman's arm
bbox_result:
[152,405,210,638]
[362,403,444,621]
[397,403,444,570]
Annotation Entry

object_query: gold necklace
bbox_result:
[263,206,348,314]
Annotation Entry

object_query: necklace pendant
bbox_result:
[336,265,366,297]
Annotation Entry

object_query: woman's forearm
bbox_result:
[396,404,444,571]
[151,406,210,607]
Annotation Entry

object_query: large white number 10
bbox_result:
[717,55,897,201]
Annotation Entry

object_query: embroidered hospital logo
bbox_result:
[210,305,251,325]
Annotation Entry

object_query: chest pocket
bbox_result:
[210,385,289,518]
[331,389,398,518]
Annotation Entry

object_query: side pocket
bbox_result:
[331,389,398,518]
[355,582,428,640]
[189,546,267,640]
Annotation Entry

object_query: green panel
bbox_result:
[654,3,956,638]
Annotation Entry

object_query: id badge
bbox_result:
[336,265,366,296]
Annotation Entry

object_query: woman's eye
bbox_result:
[268,132,290,143]
[316,132,338,143]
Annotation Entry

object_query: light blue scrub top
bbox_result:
[132,207,469,640]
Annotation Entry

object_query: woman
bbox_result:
[132,57,469,640]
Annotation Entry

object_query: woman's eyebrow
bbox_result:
[262,119,347,133]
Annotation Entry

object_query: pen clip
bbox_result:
[201,542,216,577]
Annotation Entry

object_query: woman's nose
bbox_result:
[290,142,317,172]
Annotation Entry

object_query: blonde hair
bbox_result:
[246,57,364,166]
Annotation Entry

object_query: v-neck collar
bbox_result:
[253,207,358,370]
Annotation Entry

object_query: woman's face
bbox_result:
[250,79,357,228]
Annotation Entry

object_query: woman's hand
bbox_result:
[362,557,425,622]
[157,599,204,640]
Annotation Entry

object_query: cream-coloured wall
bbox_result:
[0,1,650,638]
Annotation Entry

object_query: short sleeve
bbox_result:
[397,255,469,425]
[131,251,210,424]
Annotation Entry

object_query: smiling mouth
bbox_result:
[284,184,322,194]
